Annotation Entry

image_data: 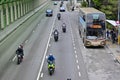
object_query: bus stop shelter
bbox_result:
[106,20,120,44]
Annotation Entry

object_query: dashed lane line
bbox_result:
[75,55,78,58]
[74,47,76,50]
[12,55,16,61]
[78,72,81,77]
[76,60,78,63]
[68,14,82,78]
[77,65,80,70]
[25,40,28,43]
[74,50,76,54]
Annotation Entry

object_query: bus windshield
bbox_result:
[86,28,104,39]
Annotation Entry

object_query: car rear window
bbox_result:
[46,10,52,12]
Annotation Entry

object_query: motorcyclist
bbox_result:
[54,29,59,36]
[62,23,66,28]
[47,54,55,64]
[16,45,24,59]
[57,13,61,20]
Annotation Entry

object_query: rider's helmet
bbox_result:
[49,54,53,56]
[18,45,23,49]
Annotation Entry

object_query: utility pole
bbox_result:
[118,0,120,45]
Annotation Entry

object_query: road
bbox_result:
[0,1,120,80]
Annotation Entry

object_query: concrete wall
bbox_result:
[0,0,47,30]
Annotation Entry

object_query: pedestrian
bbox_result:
[106,30,110,39]
[111,31,116,43]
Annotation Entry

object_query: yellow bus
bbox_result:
[79,8,106,47]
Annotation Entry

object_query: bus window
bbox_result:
[83,15,85,21]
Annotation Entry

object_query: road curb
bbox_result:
[106,44,120,64]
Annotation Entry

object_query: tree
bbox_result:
[92,0,118,20]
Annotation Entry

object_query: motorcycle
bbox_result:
[57,13,61,20]
[58,16,61,20]
[54,32,58,41]
[17,54,23,64]
[62,27,66,33]
[48,61,55,75]
[62,24,66,33]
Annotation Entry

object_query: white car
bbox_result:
[60,7,65,12]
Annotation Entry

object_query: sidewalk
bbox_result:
[106,40,120,63]
[0,2,48,43]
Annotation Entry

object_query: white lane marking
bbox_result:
[36,14,56,80]
[25,40,28,43]
[74,50,76,54]
[40,73,43,78]
[76,60,78,63]
[49,44,51,47]
[83,46,86,49]
[74,47,76,50]
[46,56,48,59]
[77,65,80,70]
[50,36,52,38]
[75,55,78,58]
[12,55,16,61]
[73,43,75,46]
[78,72,81,77]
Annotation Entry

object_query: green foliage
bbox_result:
[91,0,118,20]
[81,1,88,7]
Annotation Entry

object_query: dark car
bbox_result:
[54,2,57,5]
[46,9,53,17]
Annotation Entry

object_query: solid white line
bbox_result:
[77,65,80,70]
[78,72,81,77]
[76,60,78,63]
[50,36,52,38]
[48,44,51,47]
[40,73,43,78]
[36,14,56,80]
[12,55,16,61]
